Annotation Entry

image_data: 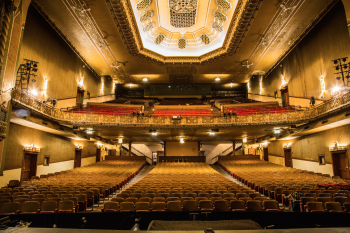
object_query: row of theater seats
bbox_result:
[0,161,145,214]
[219,159,350,212]
[158,98,204,105]
[225,106,296,115]
[70,106,140,116]
[152,109,214,117]
[101,162,282,212]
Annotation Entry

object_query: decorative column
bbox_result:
[232,141,236,156]
[128,141,132,156]
[163,142,166,157]
[0,0,32,175]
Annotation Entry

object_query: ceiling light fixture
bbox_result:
[242,137,247,143]
[118,138,123,143]
[143,77,148,82]
[180,138,184,143]
[274,129,281,134]
[230,83,233,87]
[209,132,215,135]
[215,77,220,81]
[86,130,93,135]
[129,84,133,88]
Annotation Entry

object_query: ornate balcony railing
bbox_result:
[11,88,350,127]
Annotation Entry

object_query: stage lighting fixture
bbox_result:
[47,98,51,101]
[143,77,148,82]
[86,131,93,134]
[344,65,348,69]
[52,98,57,107]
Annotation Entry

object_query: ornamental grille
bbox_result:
[154,34,165,45]
[140,10,153,22]
[213,10,227,22]
[200,34,211,45]
[211,21,223,32]
[136,0,151,11]
[216,0,231,10]
[178,38,187,49]
[143,22,155,32]
[169,0,198,28]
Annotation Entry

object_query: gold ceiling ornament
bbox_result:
[107,0,262,64]
[169,0,198,28]
[140,10,153,22]
[154,34,166,45]
[178,38,187,49]
[143,21,155,32]
[213,10,228,22]
[200,34,211,45]
[136,0,151,11]
[216,0,232,10]
[211,21,224,32]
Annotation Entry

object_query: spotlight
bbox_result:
[118,138,123,143]
[26,67,30,71]
[52,98,57,107]
[321,95,325,99]
[209,132,215,135]
[86,130,93,134]
[180,138,184,143]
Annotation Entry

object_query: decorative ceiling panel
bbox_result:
[169,0,198,28]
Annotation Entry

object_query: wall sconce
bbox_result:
[215,77,220,81]
[247,81,250,91]
[329,141,347,151]
[331,86,341,96]
[180,138,184,143]
[96,142,103,149]
[23,145,40,152]
[259,78,263,92]
[78,77,84,89]
[283,143,291,149]
[320,75,326,98]
[75,144,83,149]
[280,75,287,89]
[143,77,148,82]
[242,137,247,143]
[118,138,123,143]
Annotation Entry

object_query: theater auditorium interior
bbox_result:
[1,0,350,232]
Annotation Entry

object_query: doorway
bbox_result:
[21,153,38,181]
[280,87,289,107]
[76,88,85,108]
[284,149,292,167]
[96,148,101,162]
[263,147,268,161]
[152,152,157,165]
[331,151,350,179]
[74,149,82,168]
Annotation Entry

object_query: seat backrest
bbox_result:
[263,200,279,210]
[230,200,245,210]
[153,197,165,202]
[41,201,57,213]
[74,194,87,202]
[325,202,343,212]
[144,193,156,198]
[64,197,78,206]
[214,200,229,211]
[120,202,134,212]
[0,202,20,214]
[300,197,315,205]
[167,201,182,211]
[236,193,248,198]
[104,202,119,212]
[135,202,150,212]
[166,197,179,202]
[183,200,198,211]
[246,200,262,211]
[151,202,166,211]
[139,197,152,203]
[58,200,74,211]
[316,197,332,204]
[111,197,124,204]
[307,202,324,212]
[199,200,213,210]
[47,198,62,208]
[125,198,138,204]
[21,201,39,214]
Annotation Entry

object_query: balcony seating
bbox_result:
[152,108,214,117]
[225,106,297,115]
[70,106,140,116]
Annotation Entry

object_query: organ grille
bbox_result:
[140,10,153,22]
[213,10,228,22]
[154,34,165,45]
[200,34,211,45]
[136,0,151,11]
[177,38,187,49]
[211,22,223,32]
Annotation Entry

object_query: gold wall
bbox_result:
[18,4,113,100]
[166,142,199,156]
[4,123,97,170]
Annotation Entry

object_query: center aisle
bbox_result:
[123,165,155,189]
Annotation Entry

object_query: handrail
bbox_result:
[11,88,350,126]
[211,143,243,161]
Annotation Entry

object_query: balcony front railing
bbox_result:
[11,88,350,127]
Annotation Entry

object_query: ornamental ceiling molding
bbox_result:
[106,0,262,65]
[31,0,100,79]
[61,0,126,80]
[241,0,306,74]
[264,0,340,77]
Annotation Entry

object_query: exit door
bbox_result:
[263,147,268,161]
[280,87,289,107]
[284,149,292,168]
[152,152,157,165]
[21,153,38,180]
[96,149,101,162]
[331,152,350,179]
[74,150,82,168]
[76,88,84,108]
